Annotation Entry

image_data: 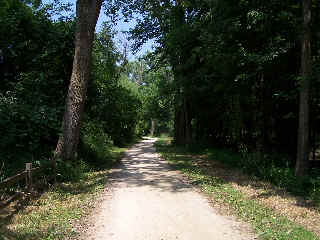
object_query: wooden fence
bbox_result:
[0,163,50,209]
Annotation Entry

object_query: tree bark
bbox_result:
[150,119,156,136]
[296,0,311,177]
[184,96,192,144]
[176,107,185,145]
[173,95,192,145]
[55,0,103,161]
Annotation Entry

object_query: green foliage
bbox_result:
[124,54,175,136]
[309,175,320,207]
[120,0,320,178]
[0,0,169,187]
[0,0,75,178]
[87,26,174,145]
[78,120,115,169]
[202,148,320,205]
[85,24,145,146]
[56,159,90,183]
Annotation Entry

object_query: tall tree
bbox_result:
[55,0,103,160]
[296,0,312,177]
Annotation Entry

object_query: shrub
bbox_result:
[310,177,320,207]
[56,159,90,182]
[78,120,114,169]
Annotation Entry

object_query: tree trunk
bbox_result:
[55,0,103,161]
[150,119,156,136]
[184,96,192,144]
[176,107,185,145]
[296,0,311,177]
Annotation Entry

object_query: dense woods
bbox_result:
[0,0,171,181]
[120,0,320,199]
[122,0,320,172]
[1,0,320,201]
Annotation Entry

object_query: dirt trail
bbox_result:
[83,138,256,240]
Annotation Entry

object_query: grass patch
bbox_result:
[155,137,319,240]
[0,146,127,240]
[203,149,320,206]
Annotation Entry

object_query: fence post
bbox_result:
[52,157,57,185]
[25,163,32,191]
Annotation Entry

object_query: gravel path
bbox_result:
[83,138,256,240]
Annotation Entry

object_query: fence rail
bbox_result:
[0,191,24,209]
[0,163,50,209]
[0,166,41,189]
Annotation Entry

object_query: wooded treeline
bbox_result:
[119,0,320,177]
[1,0,320,184]
[0,0,171,181]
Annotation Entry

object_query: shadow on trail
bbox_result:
[107,138,192,193]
